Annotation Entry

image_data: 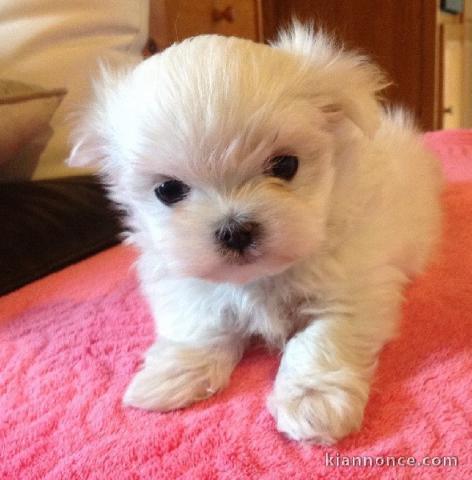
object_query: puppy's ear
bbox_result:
[67,121,105,168]
[66,63,131,176]
[273,22,388,137]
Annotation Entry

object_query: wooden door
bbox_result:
[441,22,464,128]
[262,0,438,130]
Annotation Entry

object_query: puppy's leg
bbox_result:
[268,269,405,444]
[124,333,246,411]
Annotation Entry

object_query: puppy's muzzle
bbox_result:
[215,218,260,254]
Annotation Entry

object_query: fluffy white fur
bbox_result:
[68,24,442,444]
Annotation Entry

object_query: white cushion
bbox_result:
[0,0,149,179]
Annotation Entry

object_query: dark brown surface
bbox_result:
[262,0,438,130]
[0,176,123,296]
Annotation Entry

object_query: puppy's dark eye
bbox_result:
[268,155,299,181]
[154,179,190,206]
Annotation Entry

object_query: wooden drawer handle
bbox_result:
[212,6,234,23]
[143,37,159,57]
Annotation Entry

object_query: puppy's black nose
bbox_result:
[215,220,258,252]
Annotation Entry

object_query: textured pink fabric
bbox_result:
[1,130,472,479]
[425,129,472,182]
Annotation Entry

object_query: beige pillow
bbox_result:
[0,80,66,181]
[0,0,149,180]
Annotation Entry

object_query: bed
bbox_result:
[1,130,471,479]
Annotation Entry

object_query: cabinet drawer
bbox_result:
[213,0,261,40]
[149,0,262,51]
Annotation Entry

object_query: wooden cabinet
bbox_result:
[148,0,263,52]
[146,0,471,130]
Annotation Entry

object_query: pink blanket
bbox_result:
[1,130,471,479]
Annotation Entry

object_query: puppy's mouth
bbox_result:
[218,246,262,266]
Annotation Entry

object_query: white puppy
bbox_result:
[68,24,442,444]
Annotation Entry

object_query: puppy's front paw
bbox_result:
[123,341,237,411]
[268,376,368,444]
